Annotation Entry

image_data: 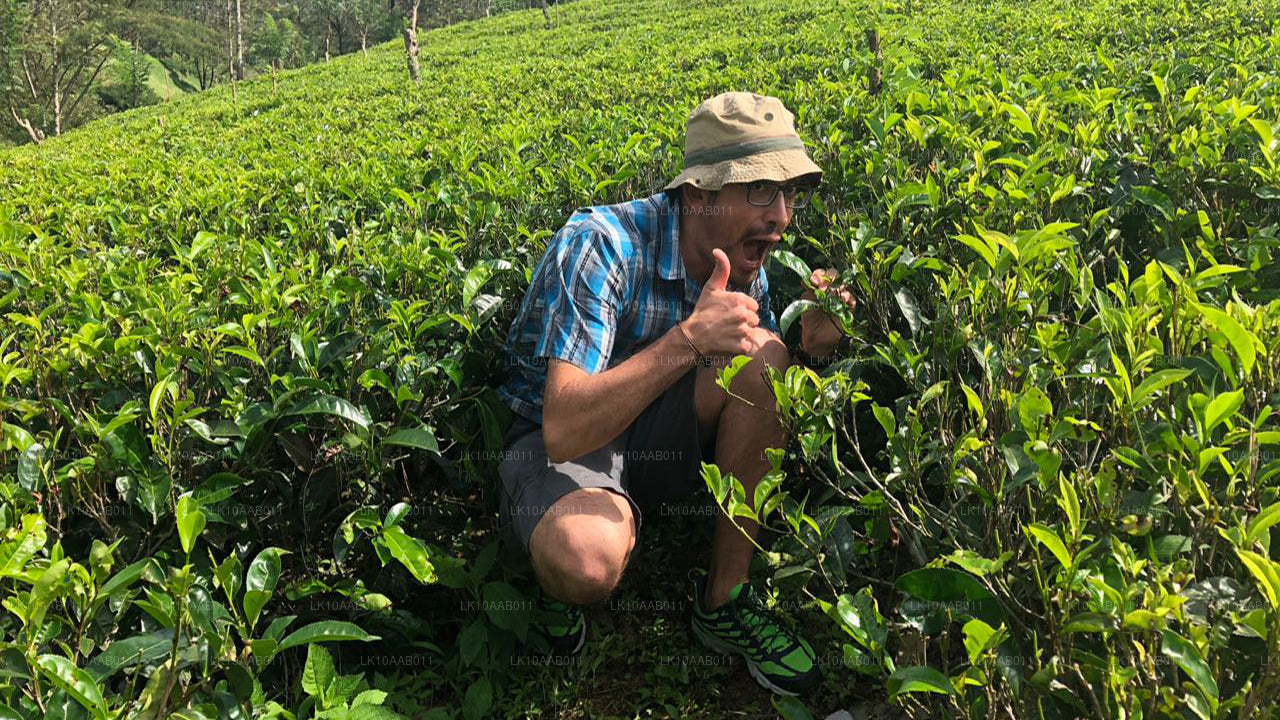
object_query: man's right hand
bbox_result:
[682,248,777,359]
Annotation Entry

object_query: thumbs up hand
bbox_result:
[681,249,777,360]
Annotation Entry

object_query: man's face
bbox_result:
[697,181,793,287]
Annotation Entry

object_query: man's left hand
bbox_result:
[800,269,856,360]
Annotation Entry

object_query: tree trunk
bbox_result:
[226,0,234,81]
[867,28,882,96]
[226,0,236,101]
[402,0,421,82]
[360,28,368,56]
[324,31,331,62]
[541,0,551,28]
[485,0,492,17]
[50,10,62,136]
[234,0,244,80]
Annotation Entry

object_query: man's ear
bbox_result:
[682,183,716,210]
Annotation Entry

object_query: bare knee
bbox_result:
[734,336,792,400]
[529,490,635,605]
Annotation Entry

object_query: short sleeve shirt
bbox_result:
[496,192,780,424]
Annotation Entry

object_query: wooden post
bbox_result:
[867,29,882,96]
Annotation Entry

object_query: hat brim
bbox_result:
[663,147,822,192]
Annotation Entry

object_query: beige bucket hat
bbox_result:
[664,92,823,192]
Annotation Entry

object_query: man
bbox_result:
[494,91,855,697]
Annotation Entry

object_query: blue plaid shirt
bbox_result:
[497,191,781,424]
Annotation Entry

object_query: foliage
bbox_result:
[1,0,1279,717]
[97,39,161,112]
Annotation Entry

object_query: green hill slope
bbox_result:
[1,0,1279,718]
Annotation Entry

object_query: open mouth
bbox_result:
[743,238,774,265]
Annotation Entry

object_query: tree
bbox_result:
[0,0,123,144]
[96,36,158,111]
[116,8,222,90]
[398,0,419,82]
[252,12,299,88]
[341,0,387,56]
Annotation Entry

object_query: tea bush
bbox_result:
[1,0,1279,717]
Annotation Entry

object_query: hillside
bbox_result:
[2,0,1279,718]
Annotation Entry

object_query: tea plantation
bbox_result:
[2,0,1279,717]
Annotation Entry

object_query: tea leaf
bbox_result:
[277,621,379,652]
[887,665,954,697]
[1160,630,1219,712]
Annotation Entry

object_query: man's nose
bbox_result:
[763,189,792,230]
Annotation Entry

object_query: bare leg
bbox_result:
[693,338,792,609]
[528,487,636,605]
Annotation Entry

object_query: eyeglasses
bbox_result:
[743,181,816,209]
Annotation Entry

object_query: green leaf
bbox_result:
[1203,389,1244,434]
[176,493,206,555]
[462,676,493,720]
[244,547,287,630]
[97,558,150,599]
[1235,549,1280,610]
[16,443,43,492]
[871,404,896,437]
[0,514,46,578]
[1026,522,1073,569]
[353,689,389,707]
[768,249,812,282]
[893,286,925,335]
[149,373,175,421]
[955,234,997,269]
[481,581,527,632]
[277,621,379,652]
[1161,630,1219,712]
[772,695,815,720]
[283,394,371,430]
[1198,304,1259,376]
[383,427,439,454]
[1017,388,1053,433]
[192,472,250,505]
[779,299,817,338]
[35,655,107,720]
[895,567,1004,626]
[381,525,436,584]
[1058,475,1081,542]
[1246,502,1280,546]
[959,384,984,421]
[887,665,954,697]
[302,643,336,700]
[84,630,173,682]
[1131,185,1174,221]
[1063,612,1109,634]
[716,355,754,393]
[1132,369,1193,410]
[1248,118,1275,150]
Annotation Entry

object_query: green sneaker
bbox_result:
[531,588,587,656]
[689,569,821,696]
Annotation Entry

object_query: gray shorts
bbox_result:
[496,368,715,552]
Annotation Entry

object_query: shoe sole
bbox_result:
[690,615,798,697]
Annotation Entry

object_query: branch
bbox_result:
[63,52,110,123]
[21,55,38,101]
[9,104,43,144]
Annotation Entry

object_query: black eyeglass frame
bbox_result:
[742,180,818,209]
